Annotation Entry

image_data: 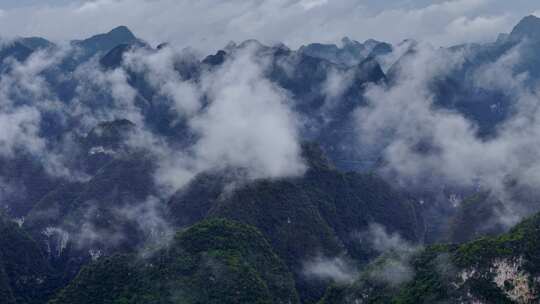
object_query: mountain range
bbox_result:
[2,14,540,304]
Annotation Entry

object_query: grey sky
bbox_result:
[0,0,539,51]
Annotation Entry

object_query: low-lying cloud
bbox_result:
[357,223,421,286]
[302,255,359,284]
[356,40,540,228]
[123,45,306,195]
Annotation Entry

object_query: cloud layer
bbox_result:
[0,0,536,51]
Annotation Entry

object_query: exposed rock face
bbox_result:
[492,258,529,302]
[457,257,539,304]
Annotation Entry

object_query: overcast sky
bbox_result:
[1,0,539,51]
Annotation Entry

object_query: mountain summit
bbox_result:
[510,15,540,41]
[72,25,140,56]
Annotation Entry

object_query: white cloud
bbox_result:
[355,40,540,228]
[0,0,532,52]
[192,46,305,179]
[300,0,329,10]
[123,46,202,119]
[0,106,43,157]
[69,56,144,132]
[356,223,421,286]
[123,45,306,195]
[303,256,358,284]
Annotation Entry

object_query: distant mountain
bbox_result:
[0,36,54,66]
[105,39,388,170]
[384,15,540,138]
[0,41,33,64]
[73,26,135,52]
[98,43,136,69]
[510,15,540,42]
[71,26,146,61]
[298,37,392,66]
[18,37,53,51]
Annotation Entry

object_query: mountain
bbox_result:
[0,41,33,65]
[169,143,425,302]
[298,37,392,66]
[98,43,137,69]
[386,16,540,136]
[0,214,57,304]
[0,155,62,217]
[49,219,299,304]
[6,116,425,303]
[104,39,388,170]
[320,210,540,303]
[68,26,147,64]
[0,36,53,67]
[510,15,540,42]
[4,14,540,304]
[18,37,53,51]
[24,150,157,256]
[72,26,139,54]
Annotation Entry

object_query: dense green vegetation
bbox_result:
[49,219,299,304]
[169,143,425,302]
[320,212,540,303]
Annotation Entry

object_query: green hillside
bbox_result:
[49,219,299,304]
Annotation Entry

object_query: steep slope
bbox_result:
[199,41,387,170]
[509,15,540,42]
[72,26,142,58]
[0,215,56,304]
[384,16,540,138]
[15,120,159,288]
[169,144,425,302]
[447,192,508,243]
[24,151,156,257]
[298,37,392,66]
[0,41,34,66]
[0,155,62,217]
[49,219,299,304]
[320,211,540,303]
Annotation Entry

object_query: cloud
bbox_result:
[357,44,483,188]
[442,15,511,45]
[192,46,305,179]
[71,59,142,129]
[0,106,44,157]
[356,223,421,286]
[0,47,87,179]
[358,223,419,255]
[303,224,421,286]
[355,39,540,228]
[321,67,355,110]
[302,255,359,284]
[0,0,532,52]
[123,46,202,119]
[113,196,174,256]
[0,41,304,248]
